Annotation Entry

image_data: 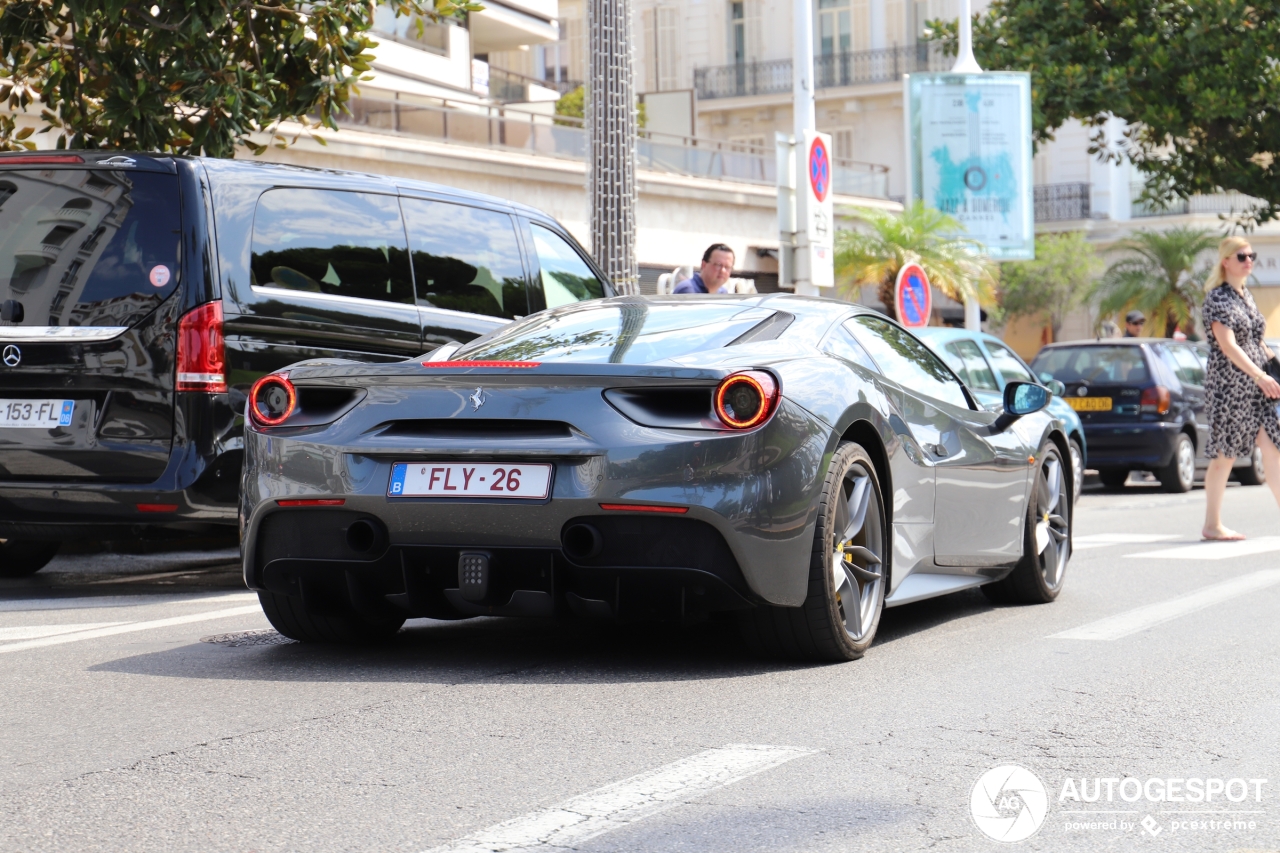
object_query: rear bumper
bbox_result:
[1082,421,1183,469]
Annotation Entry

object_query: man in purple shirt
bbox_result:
[673,243,735,294]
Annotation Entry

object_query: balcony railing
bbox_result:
[695,43,950,100]
[1034,183,1091,222]
[334,94,891,198]
[1130,182,1266,218]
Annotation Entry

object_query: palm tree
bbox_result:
[1094,227,1218,337]
[834,201,998,322]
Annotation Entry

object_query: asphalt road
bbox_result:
[2,480,1279,853]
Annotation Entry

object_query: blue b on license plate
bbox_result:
[388,462,552,499]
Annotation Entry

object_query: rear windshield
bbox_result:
[0,169,180,328]
[1031,346,1150,385]
[454,301,776,364]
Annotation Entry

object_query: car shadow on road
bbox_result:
[89,587,1002,686]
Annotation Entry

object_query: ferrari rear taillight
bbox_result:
[714,370,779,430]
[1140,385,1171,415]
[249,373,297,427]
[176,301,227,392]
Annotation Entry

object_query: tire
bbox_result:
[1158,433,1195,493]
[983,444,1070,605]
[1098,468,1129,489]
[258,591,405,644]
[1233,446,1266,486]
[737,441,887,662]
[0,540,60,578]
[1067,438,1084,503]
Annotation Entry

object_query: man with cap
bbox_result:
[1123,310,1146,337]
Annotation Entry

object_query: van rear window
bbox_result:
[0,169,180,328]
[1031,346,1150,385]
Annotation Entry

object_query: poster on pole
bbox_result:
[905,72,1034,260]
[800,130,835,288]
[895,263,932,327]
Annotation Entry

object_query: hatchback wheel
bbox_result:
[1233,446,1266,486]
[738,441,887,661]
[0,540,61,578]
[1158,433,1195,493]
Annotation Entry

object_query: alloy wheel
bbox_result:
[831,462,885,643]
[1033,454,1071,591]
[1176,438,1195,488]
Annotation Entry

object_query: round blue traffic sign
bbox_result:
[809,137,830,202]
[895,263,932,327]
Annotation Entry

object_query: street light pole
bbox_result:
[587,0,639,296]
[955,0,983,331]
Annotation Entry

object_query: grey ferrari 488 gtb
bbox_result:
[241,295,1074,661]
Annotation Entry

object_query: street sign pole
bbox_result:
[956,0,982,330]
[792,0,818,296]
[776,131,796,291]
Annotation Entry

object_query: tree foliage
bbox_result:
[928,0,1280,226]
[0,0,479,156]
[835,201,998,323]
[1093,227,1218,338]
[999,231,1102,339]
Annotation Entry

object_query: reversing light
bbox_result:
[421,360,541,368]
[176,301,227,392]
[714,370,779,429]
[249,373,297,427]
[1140,385,1171,415]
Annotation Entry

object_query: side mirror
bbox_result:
[1004,381,1051,417]
[1045,379,1066,397]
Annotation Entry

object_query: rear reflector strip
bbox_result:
[178,372,225,385]
[599,503,688,514]
[0,154,85,165]
[276,499,346,507]
[421,361,541,368]
[136,503,178,513]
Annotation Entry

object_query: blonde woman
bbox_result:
[1201,237,1280,540]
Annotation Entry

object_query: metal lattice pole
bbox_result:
[587,0,639,295]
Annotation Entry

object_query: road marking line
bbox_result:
[0,605,263,653]
[420,744,816,853]
[1126,536,1280,561]
[0,592,258,613]
[1050,570,1280,641]
[1073,533,1180,551]
[0,622,128,641]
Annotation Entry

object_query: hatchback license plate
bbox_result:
[0,399,75,428]
[1066,396,1112,412]
[388,462,552,499]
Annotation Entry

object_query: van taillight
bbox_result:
[176,302,227,392]
[1140,385,1171,415]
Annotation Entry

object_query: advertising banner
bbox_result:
[906,72,1034,260]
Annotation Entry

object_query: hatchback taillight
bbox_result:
[714,370,780,429]
[249,373,297,427]
[1140,385,1171,414]
[176,302,226,392]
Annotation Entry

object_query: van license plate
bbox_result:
[388,462,552,499]
[1066,396,1112,412]
[0,400,75,428]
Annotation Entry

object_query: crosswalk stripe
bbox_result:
[0,605,263,653]
[1126,536,1280,561]
[419,744,816,853]
[1073,533,1180,551]
[0,622,127,641]
[1049,570,1280,641]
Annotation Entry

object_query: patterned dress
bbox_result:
[1202,284,1280,458]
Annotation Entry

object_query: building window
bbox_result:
[731,2,746,64]
[818,0,851,57]
[642,6,681,91]
[833,128,855,161]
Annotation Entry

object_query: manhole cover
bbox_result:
[200,629,296,648]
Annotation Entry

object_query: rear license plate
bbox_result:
[1066,396,1112,412]
[0,399,75,428]
[388,462,552,499]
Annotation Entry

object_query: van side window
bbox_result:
[250,189,414,305]
[529,224,606,311]
[400,200,528,320]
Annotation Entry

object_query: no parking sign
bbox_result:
[895,263,932,327]
[799,130,834,288]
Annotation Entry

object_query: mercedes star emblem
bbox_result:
[2,345,20,367]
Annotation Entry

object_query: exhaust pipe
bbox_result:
[345,518,381,554]
[562,523,604,560]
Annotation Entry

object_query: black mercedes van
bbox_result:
[0,152,611,575]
